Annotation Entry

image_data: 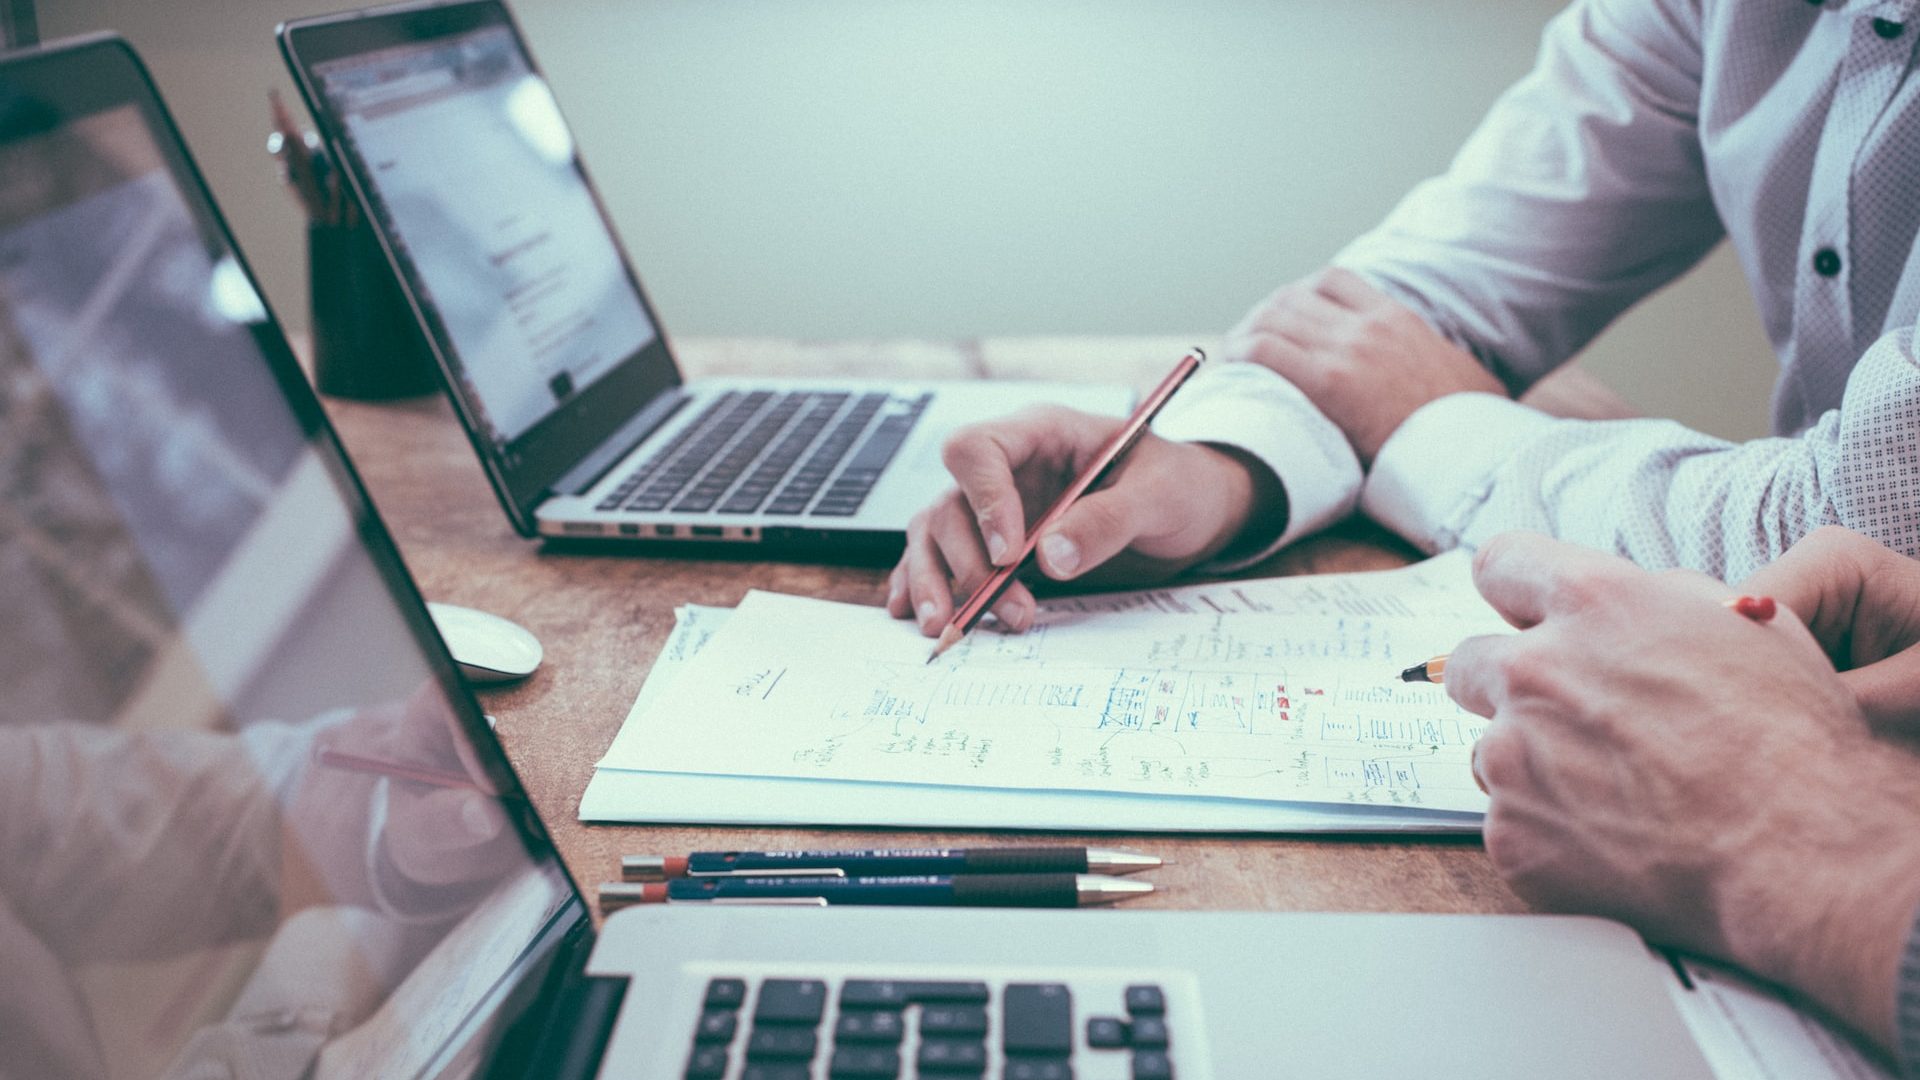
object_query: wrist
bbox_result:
[1191,443,1287,566]
[1715,746,1920,1051]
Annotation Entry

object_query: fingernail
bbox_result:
[886,581,902,608]
[1040,533,1079,577]
[986,531,1009,565]
[917,600,940,629]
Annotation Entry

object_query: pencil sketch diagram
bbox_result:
[632,587,1507,814]
[793,639,1491,812]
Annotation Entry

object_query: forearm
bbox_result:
[1713,750,1920,1060]
[1364,328,1920,581]
[1335,0,1719,391]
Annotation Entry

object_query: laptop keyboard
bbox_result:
[594,390,933,520]
[682,975,1177,1079]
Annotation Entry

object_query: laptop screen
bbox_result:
[0,38,579,1079]
[290,2,683,528]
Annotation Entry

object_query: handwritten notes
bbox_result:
[606,554,1506,813]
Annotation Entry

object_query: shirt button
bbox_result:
[1874,18,1905,38]
[1813,247,1843,277]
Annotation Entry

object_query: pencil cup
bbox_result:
[307,216,440,400]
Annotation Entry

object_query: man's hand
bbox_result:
[1224,267,1503,464]
[1445,531,1920,1054]
[1741,525,1920,738]
[886,405,1280,635]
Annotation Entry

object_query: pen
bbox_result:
[596,873,1153,911]
[928,348,1205,662]
[1397,593,1780,685]
[621,846,1162,880]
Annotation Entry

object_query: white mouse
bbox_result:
[427,602,544,685]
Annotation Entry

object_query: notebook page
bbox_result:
[608,556,1506,813]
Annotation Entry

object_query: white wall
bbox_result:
[45,0,1779,439]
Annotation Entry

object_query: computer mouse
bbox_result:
[427,602,544,685]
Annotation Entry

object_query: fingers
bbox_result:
[942,418,1049,566]
[1469,531,1636,630]
[894,498,1037,636]
[901,510,960,633]
[1312,266,1392,311]
[1030,486,1154,581]
[1741,526,1920,666]
[1442,633,1516,718]
[1841,642,1920,739]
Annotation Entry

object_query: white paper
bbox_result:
[584,603,1478,832]
[1665,957,1895,1080]
[603,555,1505,814]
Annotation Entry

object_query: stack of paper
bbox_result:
[581,551,1509,833]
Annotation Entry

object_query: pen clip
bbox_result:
[707,896,832,907]
[694,867,847,879]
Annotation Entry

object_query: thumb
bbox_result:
[1841,643,1920,740]
[1034,487,1153,581]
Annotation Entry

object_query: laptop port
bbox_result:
[654,525,676,537]
[691,526,724,538]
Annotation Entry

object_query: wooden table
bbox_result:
[320,337,1635,917]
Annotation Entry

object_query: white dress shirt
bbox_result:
[1154,0,1920,583]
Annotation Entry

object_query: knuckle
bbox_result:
[1474,730,1524,792]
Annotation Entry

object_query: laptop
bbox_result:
[0,34,1719,1080]
[276,0,1131,557]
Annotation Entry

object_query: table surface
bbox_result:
[318,336,1636,918]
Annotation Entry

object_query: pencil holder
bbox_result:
[308,215,440,400]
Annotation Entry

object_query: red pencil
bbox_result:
[927,348,1206,662]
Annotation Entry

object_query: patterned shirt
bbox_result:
[1155,0,1920,584]
[1151,0,1920,1068]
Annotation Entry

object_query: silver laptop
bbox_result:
[278,0,1130,557]
[1,32,1724,1080]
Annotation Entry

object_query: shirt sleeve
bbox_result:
[1151,360,1362,570]
[1360,327,1920,582]
[1899,901,1920,1078]
[1334,0,1723,393]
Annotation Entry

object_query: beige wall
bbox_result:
[46,0,1778,439]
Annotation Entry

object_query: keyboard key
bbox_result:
[917,1037,987,1072]
[704,978,747,1010]
[1129,1016,1169,1048]
[921,1005,988,1037]
[1131,1050,1174,1080]
[694,1010,737,1043]
[684,1044,728,1078]
[1087,1017,1128,1048]
[1124,985,1166,1015]
[839,980,990,1009]
[742,1066,810,1080]
[835,1009,904,1043]
[746,1026,818,1061]
[1003,984,1073,1057]
[755,979,828,1025]
[828,1045,901,1078]
[1007,1062,1073,1080]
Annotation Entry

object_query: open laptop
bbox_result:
[276,0,1131,557]
[0,34,1722,1080]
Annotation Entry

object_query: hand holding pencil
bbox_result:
[890,349,1282,642]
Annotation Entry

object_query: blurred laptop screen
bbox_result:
[0,55,573,1080]
[310,21,658,450]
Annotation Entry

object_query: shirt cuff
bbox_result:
[1361,392,1560,553]
[1898,900,1920,1078]
[1151,361,1362,571]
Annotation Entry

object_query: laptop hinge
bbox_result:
[529,973,628,1080]
[551,388,690,498]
